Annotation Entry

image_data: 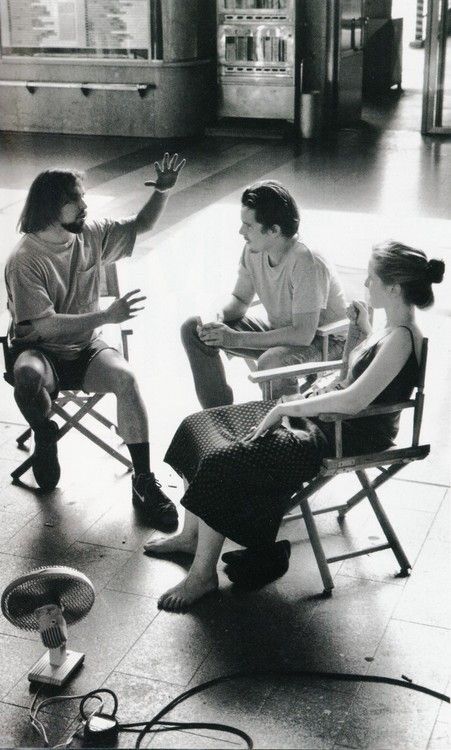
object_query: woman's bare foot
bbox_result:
[157,570,219,612]
[143,531,197,556]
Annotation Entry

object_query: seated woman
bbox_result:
[145,241,444,612]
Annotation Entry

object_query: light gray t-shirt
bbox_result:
[5,218,136,359]
[234,240,347,329]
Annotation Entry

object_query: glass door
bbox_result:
[422,0,451,133]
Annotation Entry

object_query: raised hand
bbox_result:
[104,289,146,324]
[347,300,372,335]
[144,152,186,192]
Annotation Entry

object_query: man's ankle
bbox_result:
[127,441,151,477]
[34,419,57,440]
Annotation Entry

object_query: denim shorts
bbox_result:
[6,338,114,398]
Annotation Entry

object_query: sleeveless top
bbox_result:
[315,326,420,456]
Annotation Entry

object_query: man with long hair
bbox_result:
[181,180,347,406]
[5,153,184,531]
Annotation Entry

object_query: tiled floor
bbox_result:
[0,97,450,749]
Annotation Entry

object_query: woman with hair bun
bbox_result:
[371,240,445,309]
[145,240,445,612]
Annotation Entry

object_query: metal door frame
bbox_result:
[422,0,451,133]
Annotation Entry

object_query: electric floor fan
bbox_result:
[1,566,95,686]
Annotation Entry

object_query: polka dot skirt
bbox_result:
[164,401,328,549]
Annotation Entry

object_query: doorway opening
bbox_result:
[361,0,426,132]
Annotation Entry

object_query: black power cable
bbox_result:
[77,688,252,748]
[132,668,450,748]
[33,668,450,747]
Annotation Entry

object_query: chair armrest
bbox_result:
[317,401,415,422]
[120,328,133,362]
[317,400,416,459]
[317,318,349,337]
[249,359,342,385]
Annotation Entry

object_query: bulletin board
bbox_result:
[0,0,154,60]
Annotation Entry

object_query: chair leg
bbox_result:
[53,402,132,470]
[66,395,116,431]
[11,454,33,481]
[16,427,32,447]
[68,420,132,469]
[262,382,272,400]
[356,470,411,575]
[338,464,405,521]
[11,393,128,483]
[300,498,334,594]
[84,408,116,431]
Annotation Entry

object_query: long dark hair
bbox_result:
[18,169,84,233]
[241,180,300,238]
[372,240,445,309]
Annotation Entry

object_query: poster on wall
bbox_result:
[0,0,150,59]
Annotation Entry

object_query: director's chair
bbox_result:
[237,299,350,400]
[249,338,429,594]
[1,264,133,485]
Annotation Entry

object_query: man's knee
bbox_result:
[13,362,44,398]
[108,364,139,396]
[180,317,200,348]
[257,347,293,372]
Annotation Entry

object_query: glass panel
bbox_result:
[0,0,152,60]
[219,24,294,75]
[222,1,288,9]
[341,0,364,52]
[422,0,451,131]
[435,0,451,126]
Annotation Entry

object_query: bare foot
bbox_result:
[157,570,219,612]
[143,532,197,556]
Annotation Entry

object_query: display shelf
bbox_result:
[217,0,297,120]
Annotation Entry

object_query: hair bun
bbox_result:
[427,258,445,284]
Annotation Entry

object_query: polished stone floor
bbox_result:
[0,106,449,749]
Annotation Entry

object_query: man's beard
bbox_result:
[61,218,85,234]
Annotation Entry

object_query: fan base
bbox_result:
[28,649,85,686]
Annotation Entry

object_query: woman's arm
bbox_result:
[249,327,414,440]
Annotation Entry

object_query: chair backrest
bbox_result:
[412,337,428,447]
[101,264,120,298]
[327,335,429,464]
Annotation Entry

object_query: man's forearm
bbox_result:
[134,190,169,235]
[221,295,249,322]
[232,325,313,350]
[28,310,106,341]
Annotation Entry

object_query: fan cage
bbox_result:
[1,566,95,631]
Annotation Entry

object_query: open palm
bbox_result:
[144,152,186,191]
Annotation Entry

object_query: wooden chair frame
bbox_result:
[248,339,430,594]
[1,265,133,484]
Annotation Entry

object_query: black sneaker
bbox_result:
[32,420,60,491]
[132,472,178,531]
